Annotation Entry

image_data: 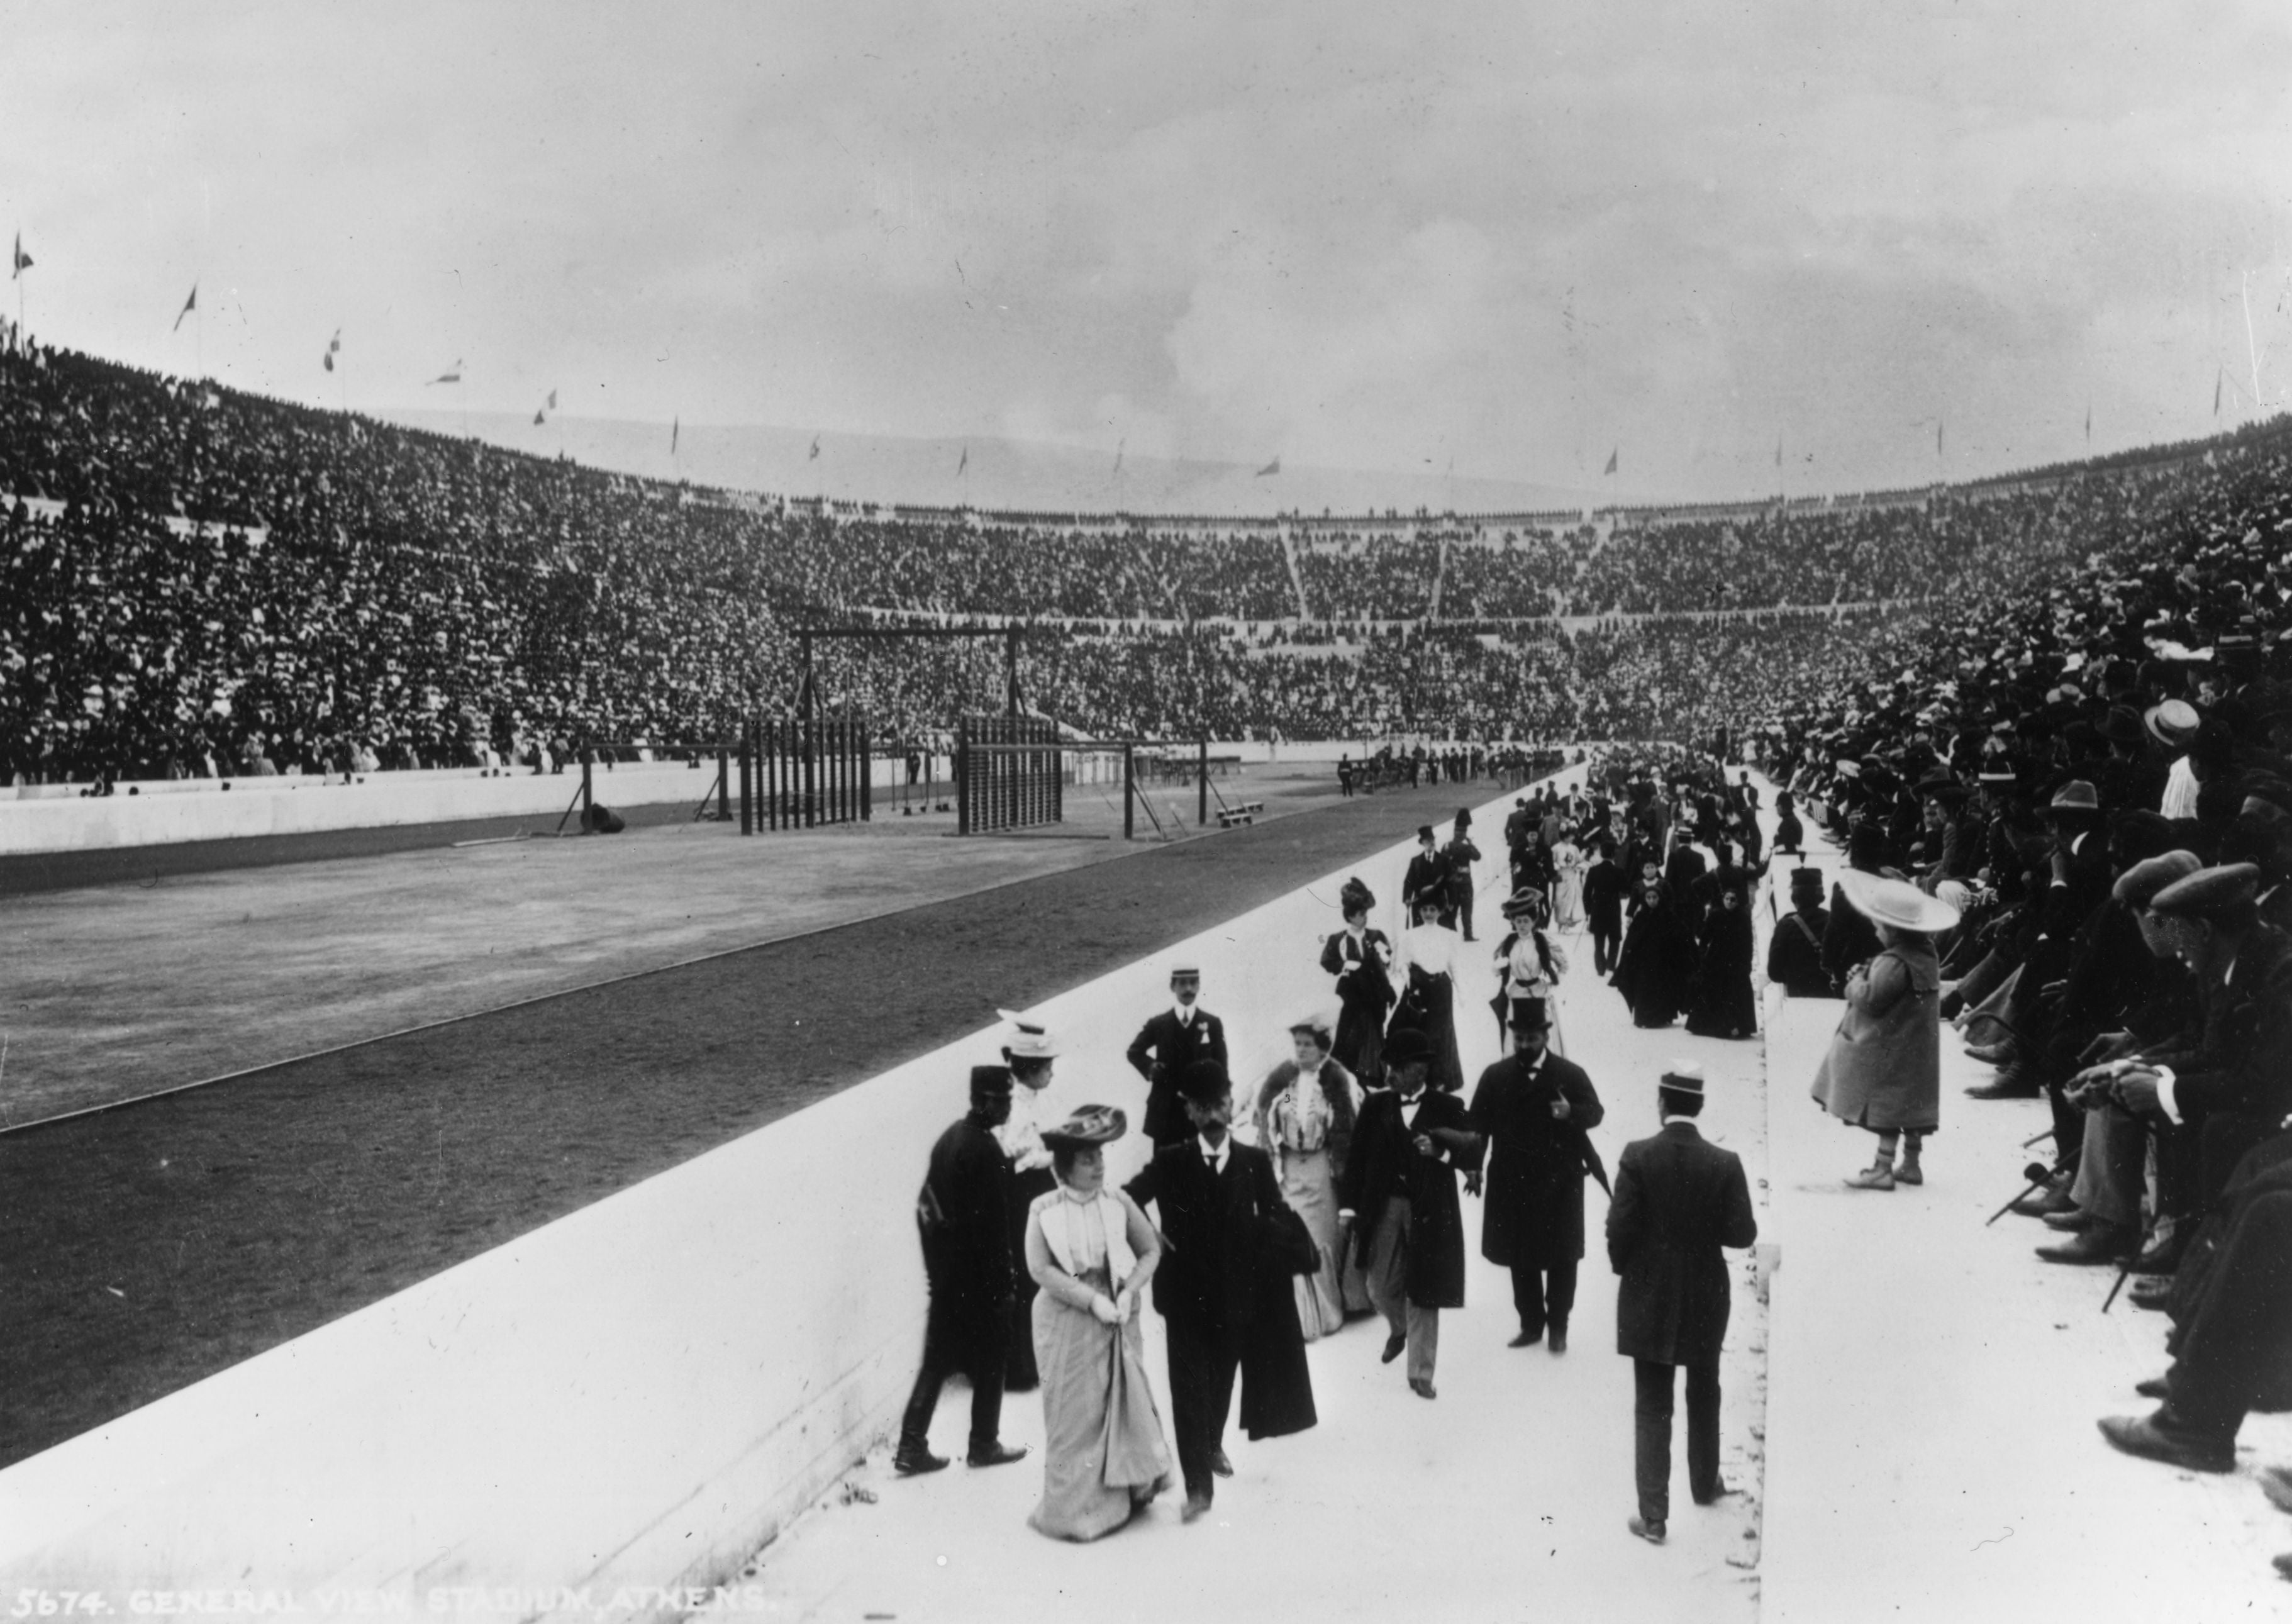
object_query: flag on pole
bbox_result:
[1113,438,1124,477]
[2084,404,2091,443]
[1602,447,1617,476]
[545,389,557,410]
[322,328,341,372]
[532,409,544,426]
[1935,420,1944,457]
[2215,369,2223,417]
[671,416,679,454]
[9,233,28,278]
[808,433,820,461]
[1255,455,1281,477]
[173,282,198,332]
[427,360,462,384]
[956,445,968,476]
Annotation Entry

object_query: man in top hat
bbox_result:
[897,1065,1031,1475]
[1127,964,1230,1147]
[2107,863,2292,1205]
[1339,1026,1483,1398]
[1608,1062,1757,1546]
[1405,824,1450,926]
[1123,1059,1289,1521]
[1468,995,1606,1352]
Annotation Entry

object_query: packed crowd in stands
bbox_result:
[1749,428,2292,1578]
[6,335,2292,792]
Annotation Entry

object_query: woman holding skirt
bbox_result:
[1391,894,1466,1093]
[1251,1012,1369,1333]
[1024,1106,1174,1540]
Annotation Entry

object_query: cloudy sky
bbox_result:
[4,0,2289,499]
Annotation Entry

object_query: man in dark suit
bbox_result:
[1607,1062,1757,1546]
[1123,1059,1287,1521]
[1445,809,1483,941]
[896,1065,1030,1476]
[1582,836,1627,977]
[1339,1026,1483,1398]
[1125,964,1230,1147]
[1403,825,1449,923]
[1467,996,1606,1354]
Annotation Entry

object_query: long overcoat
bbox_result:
[1338,1087,1479,1309]
[1608,1121,1757,1365]
[1467,1051,1606,1269]
[1811,934,1942,1133]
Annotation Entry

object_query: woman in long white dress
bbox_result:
[1251,1013,1367,1335]
[1025,1106,1173,1541]
[1390,895,1466,1093]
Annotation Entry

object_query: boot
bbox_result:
[1845,1160,1896,1191]
[2037,1223,2139,1265]
[894,1438,950,1476]
[1894,1140,1924,1186]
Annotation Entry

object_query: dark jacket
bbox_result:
[1766,906,1835,997]
[1607,1120,1757,1365]
[1339,1086,1481,1308]
[1123,1136,1285,1339]
[1467,1050,1607,1268]
[1582,859,1627,933]
[1126,1006,1230,1143]
[916,1114,1017,1315]
[1403,848,1448,913]
[2156,926,2292,1127]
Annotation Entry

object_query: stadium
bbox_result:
[4,6,2292,1621]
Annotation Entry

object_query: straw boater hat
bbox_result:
[1658,1060,1705,1103]
[1837,869,1961,935]
[1040,1105,1127,1152]
[998,1009,1059,1062]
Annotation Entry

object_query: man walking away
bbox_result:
[1608,1062,1757,1545]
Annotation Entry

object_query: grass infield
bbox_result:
[0,780,1476,1467]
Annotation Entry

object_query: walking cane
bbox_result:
[2101,1257,2137,1314]
[1985,1160,2054,1227]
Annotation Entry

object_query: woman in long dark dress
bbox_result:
[1320,876,1394,1087]
[1684,873,1758,1038]
[1611,877,1696,1028]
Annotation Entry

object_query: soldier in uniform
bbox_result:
[1467,996,1605,1352]
[1607,1063,1757,1545]
[896,1065,1032,1475]
[1126,964,1230,1147]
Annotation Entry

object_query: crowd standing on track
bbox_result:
[898,743,1806,1547]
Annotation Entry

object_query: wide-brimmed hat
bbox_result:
[2144,699,2200,750]
[1042,1105,1127,1152]
[2097,705,2147,747]
[1837,869,1961,935]
[1913,766,1966,801]
[1500,886,1547,919]
[1338,876,1376,914]
[998,1009,1058,1062]
[2048,780,2101,815]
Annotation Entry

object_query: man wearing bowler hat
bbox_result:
[1340,1026,1483,1398]
[1123,1059,1286,1521]
[1126,964,1230,1147]
[1469,994,1607,1353]
[1608,1062,1757,1546]
[896,1065,1030,1476]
